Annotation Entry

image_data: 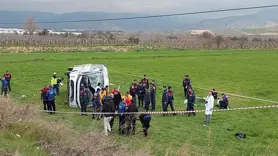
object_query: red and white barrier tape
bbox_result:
[38,104,278,115]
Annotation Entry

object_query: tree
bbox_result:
[24,17,38,35]
[200,32,214,49]
[214,35,224,48]
[128,36,140,44]
[239,36,248,49]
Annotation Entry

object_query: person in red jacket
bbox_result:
[41,85,50,111]
[3,71,11,92]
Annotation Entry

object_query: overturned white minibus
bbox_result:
[64,64,109,108]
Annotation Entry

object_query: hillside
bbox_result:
[0,8,278,30]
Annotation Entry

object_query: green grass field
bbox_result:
[1,49,278,156]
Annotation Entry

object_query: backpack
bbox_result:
[235,133,246,140]
[144,114,151,121]
[118,102,126,113]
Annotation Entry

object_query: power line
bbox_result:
[0,4,278,25]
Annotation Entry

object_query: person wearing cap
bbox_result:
[162,86,168,113]
[150,83,156,111]
[126,102,139,135]
[51,72,60,95]
[204,90,214,126]
[137,82,145,107]
[130,80,138,105]
[218,93,229,109]
[92,88,102,120]
[3,71,11,92]
[187,87,196,116]
[165,86,176,115]
[0,77,8,97]
[141,75,149,89]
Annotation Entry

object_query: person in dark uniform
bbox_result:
[130,79,138,104]
[150,83,156,111]
[187,87,196,116]
[165,86,176,115]
[126,102,139,135]
[141,75,149,89]
[139,113,152,137]
[137,82,145,107]
[182,75,191,99]
[162,86,168,113]
[219,93,229,109]
[80,85,90,116]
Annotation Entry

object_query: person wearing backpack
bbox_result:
[41,85,50,111]
[118,99,127,135]
[46,85,57,114]
[139,113,152,137]
[0,77,8,97]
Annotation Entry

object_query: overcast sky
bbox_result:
[1,0,277,15]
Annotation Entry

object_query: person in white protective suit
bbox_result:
[204,91,214,126]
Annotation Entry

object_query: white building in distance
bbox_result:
[190,30,215,36]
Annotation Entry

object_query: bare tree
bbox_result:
[239,36,248,49]
[24,17,38,35]
[200,32,214,49]
[214,35,224,48]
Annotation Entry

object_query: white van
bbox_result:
[65,64,109,108]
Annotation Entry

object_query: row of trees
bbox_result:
[1,17,278,49]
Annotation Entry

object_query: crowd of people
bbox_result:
[36,72,230,136]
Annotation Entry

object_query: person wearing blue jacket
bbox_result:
[118,100,126,135]
[0,77,8,97]
[46,85,57,114]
